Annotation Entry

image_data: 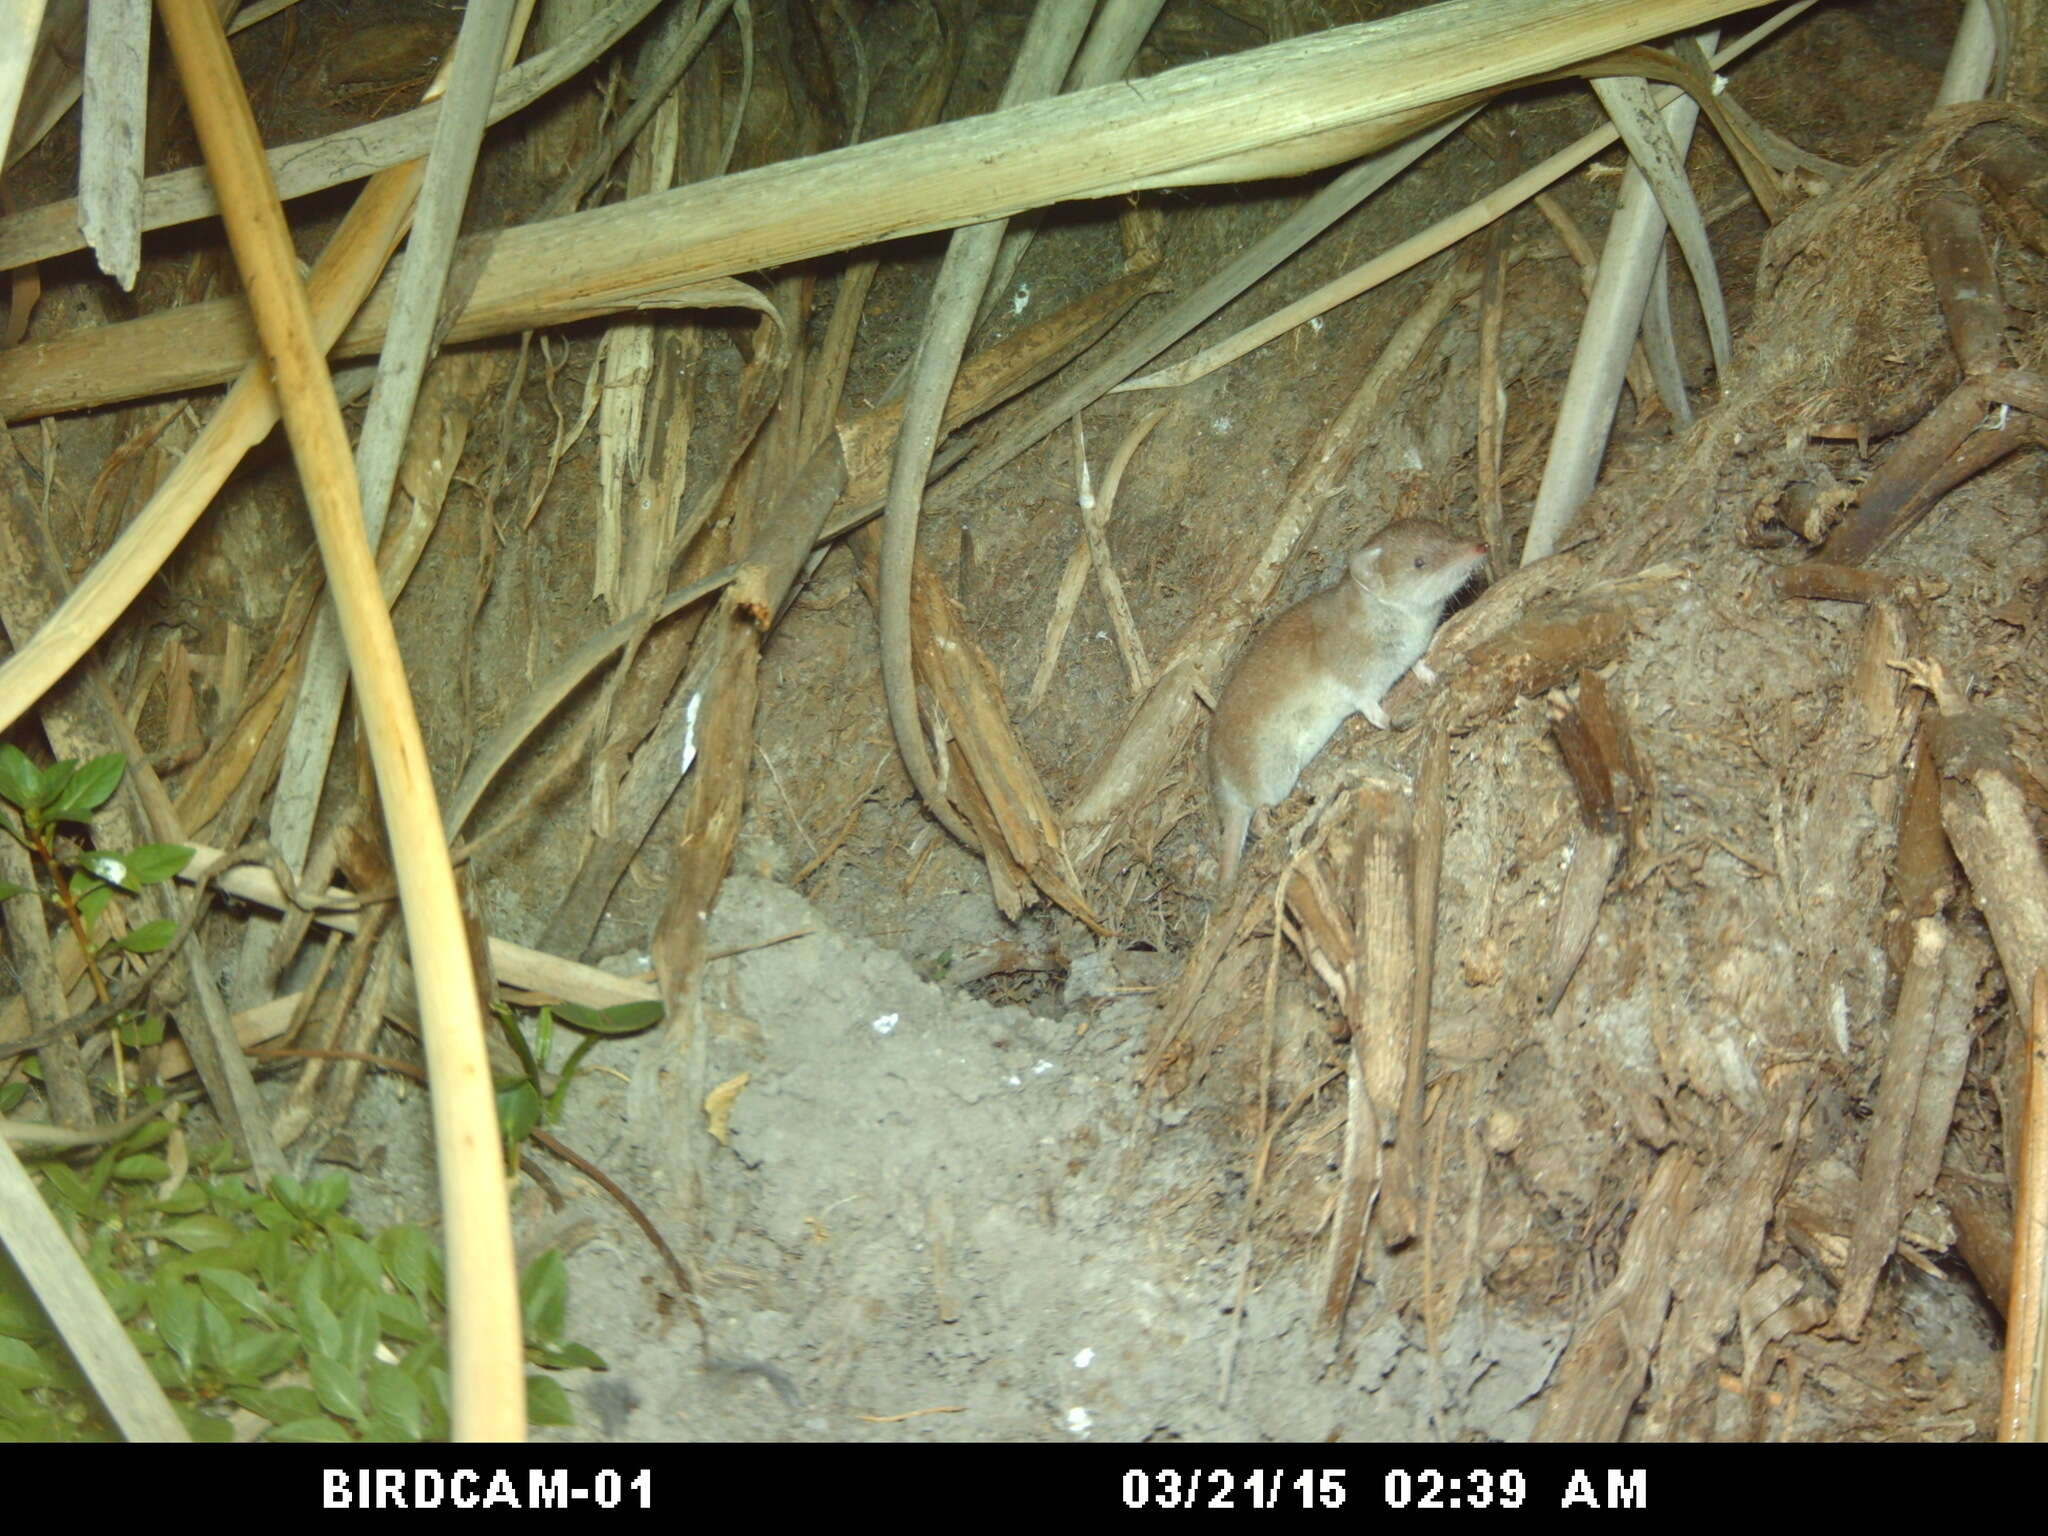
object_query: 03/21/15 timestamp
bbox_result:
[1120,1467,1348,1510]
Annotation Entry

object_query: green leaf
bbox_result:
[185,1412,237,1444]
[252,1228,294,1293]
[367,1361,424,1441]
[155,1181,206,1215]
[527,1374,575,1427]
[297,1272,343,1365]
[154,1214,241,1252]
[378,1226,442,1304]
[32,758,74,814]
[123,842,194,887]
[420,1370,451,1440]
[82,1147,119,1204]
[555,1000,664,1035]
[497,1079,542,1149]
[203,1174,253,1209]
[302,1171,351,1220]
[0,880,32,903]
[145,1346,188,1392]
[110,1154,171,1183]
[33,1163,95,1220]
[331,1231,382,1295]
[150,1277,202,1373]
[308,1351,365,1422]
[231,1384,322,1424]
[52,754,125,823]
[195,1267,271,1322]
[117,1118,173,1153]
[225,1328,300,1384]
[180,1236,266,1279]
[494,1005,543,1084]
[398,1336,446,1385]
[102,1276,146,1323]
[373,1291,433,1346]
[116,1013,165,1049]
[337,1292,379,1375]
[0,1335,59,1390]
[0,1283,45,1340]
[0,745,39,810]
[519,1251,568,1341]
[195,1296,238,1373]
[114,919,178,956]
[76,885,113,930]
[533,1341,608,1372]
[268,1416,353,1443]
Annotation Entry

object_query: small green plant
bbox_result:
[0,747,609,1441]
[0,1127,605,1442]
[0,747,192,1097]
[491,999,662,1165]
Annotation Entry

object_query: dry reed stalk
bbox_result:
[1535,1151,1700,1440]
[1915,664,2048,1028]
[264,3,526,898]
[1382,727,1452,1249]
[0,0,663,272]
[1832,918,1950,1338]
[0,0,56,169]
[0,157,423,737]
[1319,781,1414,1333]
[1080,407,1167,697]
[77,0,149,291]
[2000,971,2048,1441]
[876,2,1094,852]
[4,0,1773,423]
[854,518,1101,930]
[157,0,521,1442]
[1474,224,1509,576]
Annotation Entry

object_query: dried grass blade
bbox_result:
[157,0,521,1442]
[1589,69,1731,376]
[76,0,148,290]
[0,0,665,272]
[263,2,526,964]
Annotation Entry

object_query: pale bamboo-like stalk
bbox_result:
[1522,33,1716,565]
[3,0,1778,424]
[880,0,1095,850]
[155,0,522,1443]
[1113,10,1804,398]
[254,1,528,1013]
[0,0,49,165]
[1936,0,2001,107]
